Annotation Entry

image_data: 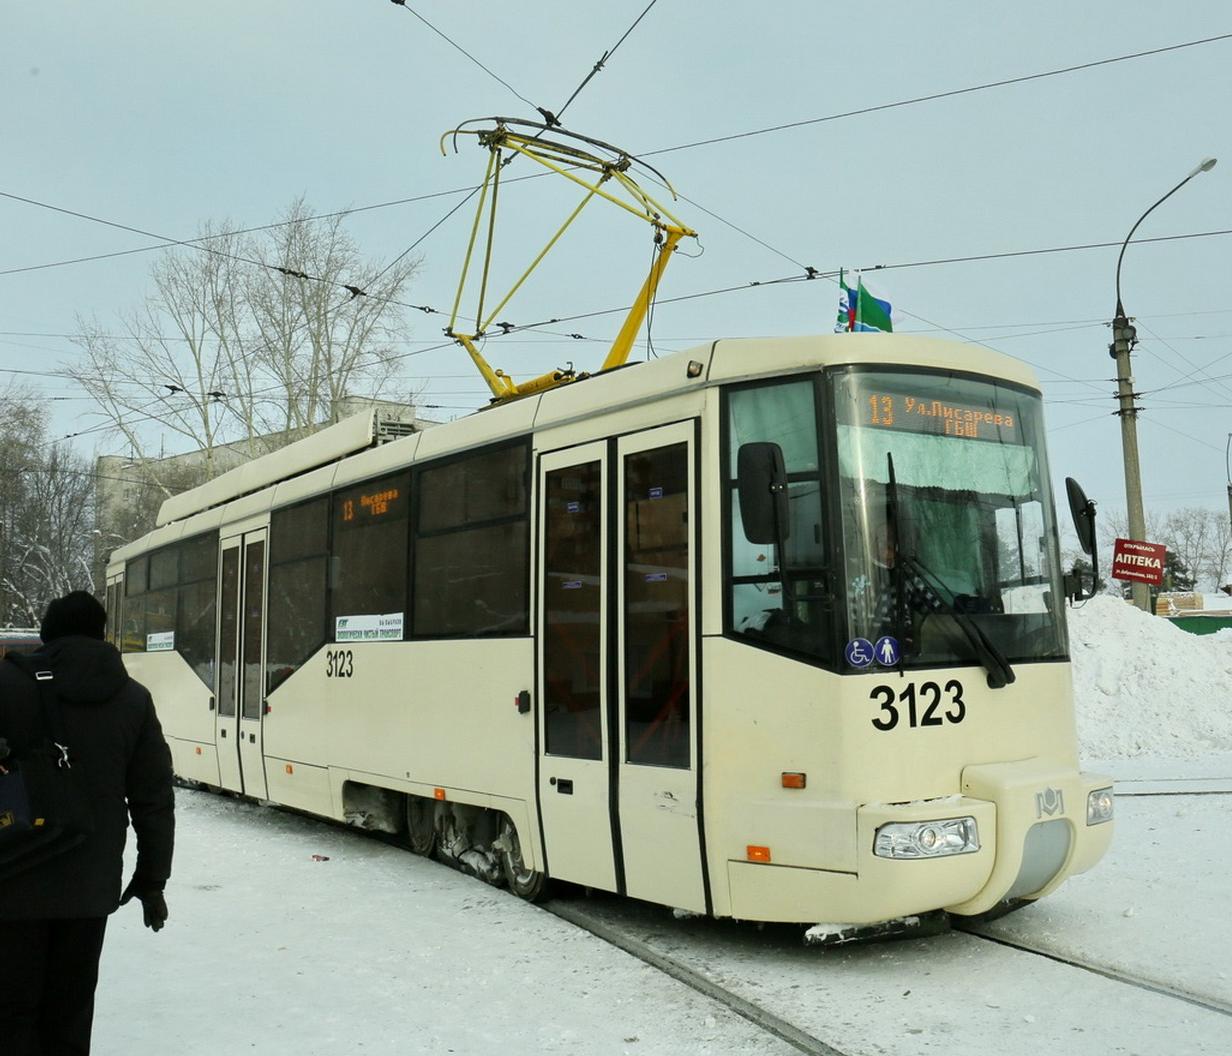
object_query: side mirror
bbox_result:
[736,442,790,545]
[1065,478,1096,556]
[1064,477,1099,599]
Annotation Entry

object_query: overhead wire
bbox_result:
[642,32,1232,158]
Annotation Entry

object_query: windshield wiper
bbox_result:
[901,553,1016,690]
[885,452,1015,690]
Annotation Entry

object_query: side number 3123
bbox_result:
[869,680,965,731]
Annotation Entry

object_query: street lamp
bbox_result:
[1225,433,1232,541]
[1109,157,1217,612]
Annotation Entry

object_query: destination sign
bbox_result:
[864,392,1017,441]
[339,483,405,524]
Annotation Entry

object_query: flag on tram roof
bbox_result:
[834,269,894,334]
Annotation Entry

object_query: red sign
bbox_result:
[1111,538,1167,586]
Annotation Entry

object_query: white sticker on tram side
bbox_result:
[334,612,405,642]
[146,631,175,652]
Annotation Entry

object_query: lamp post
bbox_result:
[1226,433,1232,541]
[1110,157,1217,612]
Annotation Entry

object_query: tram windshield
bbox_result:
[725,367,1067,672]
[834,368,1066,669]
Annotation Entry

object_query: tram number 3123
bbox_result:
[326,649,354,678]
[869,680,965,731]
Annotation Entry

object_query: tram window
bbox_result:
[267,558,327,692]
[177,579,217,687]
[218,547,240,717]
[729,380,819,474]
[543,461,603,760]
[412,440,530,638]
[271,495,329,562]
[624,444,690,768]
[144,589,176,641]
[331,472,409,635]
[418,443,527,533]
[414,521,529,637]
[125,556,148,596]
[267,496,330,692]
[149,547,178,590]
[723,378,837,667]
[180,533,217,583]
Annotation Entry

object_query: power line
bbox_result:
[551,0,660,125]
[643,32,1232,157]
[6,32,1228,289]
[388,1,540,113]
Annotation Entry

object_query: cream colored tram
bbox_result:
[106,334,1112,932]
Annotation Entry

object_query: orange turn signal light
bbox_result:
[781,772,806,789]
[434,787,447,801]
[194,746,202,756]
[285,764,294,774]
[746,845,772,863]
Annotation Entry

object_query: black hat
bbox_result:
[40,591,108,643]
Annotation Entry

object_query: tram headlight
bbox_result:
[873,817,980,859]
[1086,787,1114,825]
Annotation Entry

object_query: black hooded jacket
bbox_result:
[0,635,174,919]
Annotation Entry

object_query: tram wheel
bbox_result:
[499,816,548,901]
[405,795,437,857]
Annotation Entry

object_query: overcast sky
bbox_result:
[3,1,1229,522]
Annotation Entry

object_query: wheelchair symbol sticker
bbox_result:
[845,638,875,669]
[874,636,901,666]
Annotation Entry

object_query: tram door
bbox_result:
[537,423,705,911]
[615,423,705,912]
[537,442,618,890]
[215,530,270,799]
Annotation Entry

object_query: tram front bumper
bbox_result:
[944,759,1115,917]
[724,762,1114,925]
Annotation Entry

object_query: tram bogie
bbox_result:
[108,333,1113,933]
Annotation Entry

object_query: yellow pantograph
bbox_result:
[440,118,697,402]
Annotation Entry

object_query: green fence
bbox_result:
[1165,615,1232,636]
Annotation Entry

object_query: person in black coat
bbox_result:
[0,591,174,1056]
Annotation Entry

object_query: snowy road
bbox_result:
[93,785,1231,1055]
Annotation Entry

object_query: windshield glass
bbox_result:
[833,368,1066,667]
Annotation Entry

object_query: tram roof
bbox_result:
[110,334,1037,566]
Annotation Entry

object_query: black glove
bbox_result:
[120,876,169,932]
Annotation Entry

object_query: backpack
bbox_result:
[0,653,95,882]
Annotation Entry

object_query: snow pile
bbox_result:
[1068,594,1232,760]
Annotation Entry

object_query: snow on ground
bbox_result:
[1069,594,1232,760]
[98,794,795,1056]
[87,599,1232,1055]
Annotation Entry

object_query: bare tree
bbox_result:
[1206,513,1232,590]
[69,199,420,493]
[0,386,97,624]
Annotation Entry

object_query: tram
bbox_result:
[106,332,1114,932]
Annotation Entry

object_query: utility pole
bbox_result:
[1110,157,1217,613]
[1109,313,1150,612]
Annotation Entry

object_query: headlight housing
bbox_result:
[1086,787,1114,825]
[873,817,980,859]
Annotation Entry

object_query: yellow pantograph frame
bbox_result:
[440,118,697,402]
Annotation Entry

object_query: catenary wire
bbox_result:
[642,32,1232,157]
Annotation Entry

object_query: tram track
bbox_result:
[546,895,1232,1055]
[953,922,1232,1018]
[546,900,852,1056]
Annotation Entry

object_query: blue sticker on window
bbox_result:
[562,580,582,590]
[566,501,580,513]
[844,638,874,669]
[649,486,664,499]
[874,636,901,666]
[644,571,668,583]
